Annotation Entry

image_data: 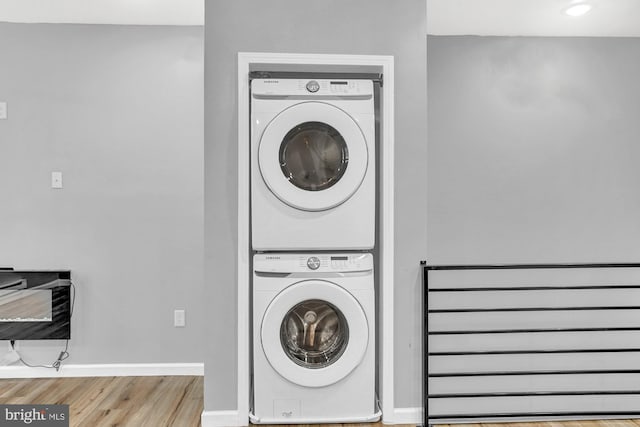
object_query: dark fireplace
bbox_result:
[0,271,72,340]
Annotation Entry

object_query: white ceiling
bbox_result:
[0,0,204,26]
[0,0,638,36]
[428,0,640,36]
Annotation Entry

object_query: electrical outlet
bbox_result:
[51,171,63,189]
[0,102,7,120]
[174,309,186,327]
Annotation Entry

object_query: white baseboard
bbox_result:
[0,362,204,378]
[386,406,422,425]
[201,410,247,427]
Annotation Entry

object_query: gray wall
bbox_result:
[428,36,640,265]
[204,0,427,412]
[0,23,204,364]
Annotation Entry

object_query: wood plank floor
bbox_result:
[0,376,415,427]
[7,377,640,427]
[0,376,202,427]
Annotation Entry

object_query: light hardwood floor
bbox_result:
[9,377,640,427]
[0,376,414,427]
[0,376,202,426]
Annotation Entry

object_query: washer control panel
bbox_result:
[254,253,373,274]
[329,255,352,270]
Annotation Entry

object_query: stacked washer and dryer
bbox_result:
[250,77,380,424]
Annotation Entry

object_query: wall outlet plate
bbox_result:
[51,171,63,189]
[0,102,7,120]
[174,309,186,327]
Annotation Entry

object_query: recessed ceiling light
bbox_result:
[564,3,593,17]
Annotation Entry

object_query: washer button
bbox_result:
[306,80,320,93]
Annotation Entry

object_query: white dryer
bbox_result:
[251,78,376,251]
[251,253,378,424]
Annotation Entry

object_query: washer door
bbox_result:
[261,280,369,388]
[258,102,369,212]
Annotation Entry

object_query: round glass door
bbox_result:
[279,122,348,192]
[280,299,348,369]
[258,102,369,212]
[261,280,369,388]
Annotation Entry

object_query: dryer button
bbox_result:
[306,256,321,270]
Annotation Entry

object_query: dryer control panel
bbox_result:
[252,79,373,98]
[254,253,373,274]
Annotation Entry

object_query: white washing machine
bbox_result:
[251,78,376,251]
[251,252,379,424]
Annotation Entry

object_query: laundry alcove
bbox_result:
[222,52,396,426]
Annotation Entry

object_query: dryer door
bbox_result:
[261,280,369,388]
[258,101,369,212]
